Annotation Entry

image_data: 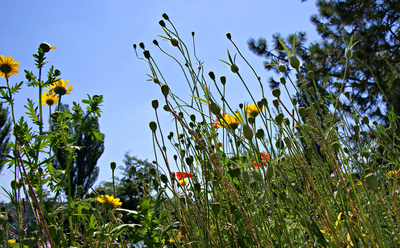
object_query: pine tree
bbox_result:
[249,0,400,122]
[0,102,11,174]
[53,106,104,198]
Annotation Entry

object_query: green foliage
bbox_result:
[0,102,11,173]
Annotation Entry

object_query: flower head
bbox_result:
[8,240,16,244]
[176,172,194,181]
[41,91,59,106]
[254,152,270,168]
[46,79,73,95]
[245,104,262,117]
[215,113,240,129]
[97,195,122,209]
[0,55,19,78]
[387,170,397,177]
[179,179,189,186]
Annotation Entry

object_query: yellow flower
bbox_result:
[169,238,175,243]
[357,181,362,186]
[97,195,122,209]
[8,240,16,244]
[0,55,19,78]
[215,113,240,130]
[387,170,397,177]
[179,179,189,186]
[46,79,73,95]
[245,104,262,117]
[41,91,59,106]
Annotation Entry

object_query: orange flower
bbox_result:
[254,152,270,168]
[176,172,194,181]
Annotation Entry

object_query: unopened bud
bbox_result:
[278,63,287,73]
[211,201,221,215]
[170,37,179,47]
[208,101,221,115]
[208,71,215,80]
[162,13,169,20]
[152,100,159,109]
[110,162,116,170]
[161,84,170,97]
[365,173,378,192]
[149,121,157,132]
[289,55,301,69]
[272,88,281,98]
[243,124,254,140]
[230,64,239,73]
[226,33,232,40]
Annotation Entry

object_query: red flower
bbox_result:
[176,172,194,181]
[254,152,270,168]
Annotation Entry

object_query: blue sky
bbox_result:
[0,0,320,201]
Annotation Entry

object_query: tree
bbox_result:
[249,0,400,123]
[0,102,11,174]
[53,105,104,198]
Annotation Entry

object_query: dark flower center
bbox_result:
[0,64,11,74]
[54,86,67,95]
[46,99,54,106]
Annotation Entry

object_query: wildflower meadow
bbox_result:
[1,12,400,248]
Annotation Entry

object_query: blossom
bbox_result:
[8,240,16,244]
[214,113,240,129]
[46,79,73,95]
[245,104,262,117]
[387,170,397,177]
[179,179,189,185]
[357,181,362,186]
[0,55,19,78]
[41,91,59,106]
[254,152,270,168]
[176,172,194,181]
[97,195,122,209]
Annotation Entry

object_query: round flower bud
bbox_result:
[266,165,274,180]
[230,166,241,178]
[226,33,232,40]
[139,42,145,49]
[365,173,378,192]
[48,224,58,241]
[153,39,159,46]
[220,76,226,85]
[252,171,262,181]
[159,20,166,27]
[208,101,221,115]
[243,124,254,140]
[170,37,179,47]
[278,63,287,73]
[289,55,301,69]
[162,13,169,20]
[39,42,52,53]
[150,167,157,176]
[345,47,352,59]
[256,129,265,139]
[143,50,151,59]
[161,84,170,97]
[230,64,239,73]
[280,77,286,85]
[272,99,279,108]
[137,171,144,179]
[362,116,369,125]
[208,71,215,80]
[307,70,315,79]
[211,201,221,215]
[54,69,61,76]
[149,121,157,132]
[110,162,116,170]
[272,88,281,98]
[242,170,250,185]
[151,100,159,109]
[194,182,201,192]
[161,174,168,184]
